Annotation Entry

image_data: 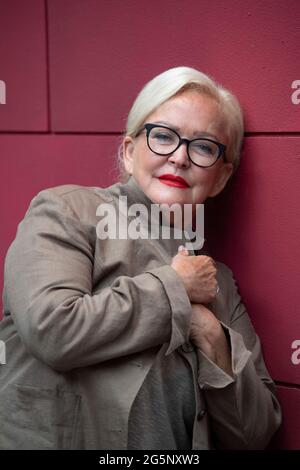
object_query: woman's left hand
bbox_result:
[176,246,233,377]
[189,303,234,378]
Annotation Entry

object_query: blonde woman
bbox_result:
[0,67,281,449]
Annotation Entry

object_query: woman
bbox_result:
[0,66,281,449]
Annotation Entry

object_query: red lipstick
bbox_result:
[158,174,190,189]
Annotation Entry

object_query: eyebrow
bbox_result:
[151,120,220,141]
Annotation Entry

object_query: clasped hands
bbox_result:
[171,246,233,376]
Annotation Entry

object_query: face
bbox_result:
[123,90,233,208]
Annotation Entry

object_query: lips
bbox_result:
[158,174,190,189]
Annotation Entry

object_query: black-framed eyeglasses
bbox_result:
[143,123,226,168]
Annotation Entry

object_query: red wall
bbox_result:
[1,0,300,448]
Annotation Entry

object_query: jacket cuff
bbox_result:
[197,322,252,389]
[145,265,192,355]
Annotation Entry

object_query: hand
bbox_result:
[189,303,233,377]
[171,246,218,304]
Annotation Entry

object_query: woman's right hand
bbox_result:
[171,246,218,304]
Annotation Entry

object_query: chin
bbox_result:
[153,195,190,207]
[162,192,194,207]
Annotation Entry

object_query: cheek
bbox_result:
[193,169,216,186]
[133,148,161,173]
[192,169,219,195]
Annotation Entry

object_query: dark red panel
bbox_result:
[270,385,300,449]
[0,0,48,131]
[0,134,120,316]
[48,0,300,132]
[206,136,300,385]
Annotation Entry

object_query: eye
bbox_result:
[152,132,173,142]
[192,140,215,155]
[155,132,171,141]
[150,128,177,145]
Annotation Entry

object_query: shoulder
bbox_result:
[25,183,117,224]
[33,183,115,206]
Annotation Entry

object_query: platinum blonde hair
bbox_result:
[118,66,244,181]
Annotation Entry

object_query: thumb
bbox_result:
[178,245,189,256]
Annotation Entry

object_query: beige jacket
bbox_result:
[0,177,281,449]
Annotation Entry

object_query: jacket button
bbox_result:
[181,342,194,353]
[197,409,206,420]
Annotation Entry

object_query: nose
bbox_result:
[167,142,191,169]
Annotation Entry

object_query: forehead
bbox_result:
[147,91,226,139]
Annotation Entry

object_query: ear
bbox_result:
[208,162,234,198]
[122,136,135,175]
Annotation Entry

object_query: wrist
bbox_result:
[193,325,234,377]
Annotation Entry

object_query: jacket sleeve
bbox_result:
[4,189,192,371]
[196,266,282,449]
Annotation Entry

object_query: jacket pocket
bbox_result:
[0,383,81,449]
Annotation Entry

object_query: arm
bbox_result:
[194,268,282,449]
[4,189,192,371]
[189,303,233,377]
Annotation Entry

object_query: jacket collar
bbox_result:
[122,176,154,212]
[119,176,206,254]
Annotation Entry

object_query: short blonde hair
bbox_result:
[118,66,244,181]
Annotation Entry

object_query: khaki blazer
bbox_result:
[0,177,281,449]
